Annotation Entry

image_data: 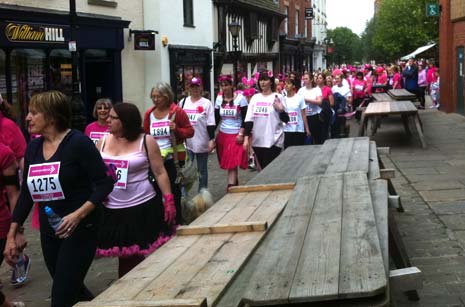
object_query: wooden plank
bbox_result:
[370,180,389,274]
[239,177,320,306]
[288,173,344,303]
[368,141,381,180]
[380,169,395,180]
[347,137,370,174]
[412,114,427,149]
[176,221,268,236]
[246,146,321,185]
[389,267,423,292]
[376,147,390,155]
[324,138,355,173]
[301,141,340,176]
[94,235,201,301]
[228,182,295,193]
[74,299,207,307]
[372,93,393,102]
[338,172,387,298]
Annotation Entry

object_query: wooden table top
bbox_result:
[388,89,416,100]
[372,93,393,102]
[365,101,418,116]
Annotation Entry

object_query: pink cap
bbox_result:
[190,77,202,86]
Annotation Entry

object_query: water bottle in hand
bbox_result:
[44,206,63,231]
[10,251,31,286]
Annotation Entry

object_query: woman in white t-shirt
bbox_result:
[283,78,309,148]
[297,73,323,144]
[181,77,216,191]
[243,71,290,169]
[214,75,249,190]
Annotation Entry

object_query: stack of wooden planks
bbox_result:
[75,137,392,307]
[387,89,417,101]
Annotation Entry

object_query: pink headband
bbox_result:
[218,75,233,83]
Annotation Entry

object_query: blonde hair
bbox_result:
[92,98,112,118]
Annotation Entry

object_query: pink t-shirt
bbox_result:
[0,143,15,238]
[0,114,26,160]
[321,86,333,100]
[85,121,110,144]
[100,136,156,209]
[352,79,367,99]
[391,73,402,89]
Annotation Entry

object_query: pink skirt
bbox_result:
[216,131,248,170]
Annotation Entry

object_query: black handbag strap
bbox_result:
[143,134,151,165]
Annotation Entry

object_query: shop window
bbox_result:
[183,0,194,27]
[10,49,46,128]
[175,65,204,100]
[49,49,72,95]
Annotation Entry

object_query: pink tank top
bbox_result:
[100,135,156,209]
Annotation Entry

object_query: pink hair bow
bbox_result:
[267,70,274,78]
[218,74,233,83]
[241,77,256,87]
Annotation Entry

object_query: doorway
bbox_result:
[457,47,464,115]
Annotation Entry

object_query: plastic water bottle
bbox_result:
[11,252,30,286]
[44,206,63,231]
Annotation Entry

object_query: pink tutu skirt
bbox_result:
[216,131,248,170]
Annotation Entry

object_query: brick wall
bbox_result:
[279,0,312,40]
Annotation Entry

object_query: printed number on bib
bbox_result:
[151,121,170,139]
[288,111,298,125]
[253,102,270,117]
[185,110,200,125]
[27,162,65,201]
[220,107,237,118]
[103,159,129,189]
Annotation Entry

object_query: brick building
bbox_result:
[439,0,465,114]
[278,0,315,75]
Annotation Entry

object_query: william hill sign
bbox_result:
[3,22,69,44]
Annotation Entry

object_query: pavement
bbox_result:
[4,97,465,306]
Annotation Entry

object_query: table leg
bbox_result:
[412,115,427,148]
[401,115,411,136]
[358,112,368,136]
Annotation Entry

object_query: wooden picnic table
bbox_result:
[75,138,391,307]
[358,100,426,148]
[387,89,416,101]
[372,93,393,102]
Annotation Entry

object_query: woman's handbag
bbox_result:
[143,135,158,189]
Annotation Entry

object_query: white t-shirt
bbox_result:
[332,85,352,98]
[149,112,171,151]
[297,86,322,116]
[283,94,306,133]
[182,96,215,153]
[215,93,248,134]
[245,93,285,148]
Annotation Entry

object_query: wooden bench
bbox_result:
[388,89,417,101]
[358,101,426,148]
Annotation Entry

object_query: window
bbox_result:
[295,9,299,35]
[49,49,72,95]
[284,6,288,34]
[183,0,194,27]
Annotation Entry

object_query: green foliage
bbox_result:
[326,27,362,65]
[362,0,439,62]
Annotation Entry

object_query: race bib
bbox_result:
[253,102,271,118]
[89,131,109,144]
[355,84,364,91]
[220,106,238,119]
[185,109,200,125]
[103,159,129,189]
[27,162,65,201]
[288,111,298,125]
[151,121,170,139]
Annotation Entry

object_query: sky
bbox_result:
[326,0,375,36]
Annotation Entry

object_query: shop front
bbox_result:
[0,4,129,130]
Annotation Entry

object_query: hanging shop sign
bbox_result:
[1,21,70,44]
[134,32,155,50]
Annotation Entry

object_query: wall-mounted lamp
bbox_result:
[162,35,168,47]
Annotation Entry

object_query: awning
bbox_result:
[400,43,437,60]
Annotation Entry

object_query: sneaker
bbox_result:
[429,104,436,109]
[435,104,440,109]
[11,302,26,307]
[10,254,31,286]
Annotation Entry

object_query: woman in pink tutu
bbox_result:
[214,75,248,190]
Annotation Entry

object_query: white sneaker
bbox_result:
[429,104,436,109]
[435,104,440,109]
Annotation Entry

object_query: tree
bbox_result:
[370,0,439,62]
[326,27,362,66]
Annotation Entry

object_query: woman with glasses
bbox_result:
[214,75,248,190]
[84,98,112,145]
[144,83,194,224]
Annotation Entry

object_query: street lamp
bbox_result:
[228,20,242,86]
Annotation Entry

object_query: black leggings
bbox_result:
[307,114,324,145]
[41,224,97,307]
[416,86,426,107]
[284,132,306,149]
[253,146,282,169]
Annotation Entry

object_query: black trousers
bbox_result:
[284,132,306,149]
[41,224,96,307]
[307,114,324,145]
[416,86,426,107]
[253,146,282,169]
